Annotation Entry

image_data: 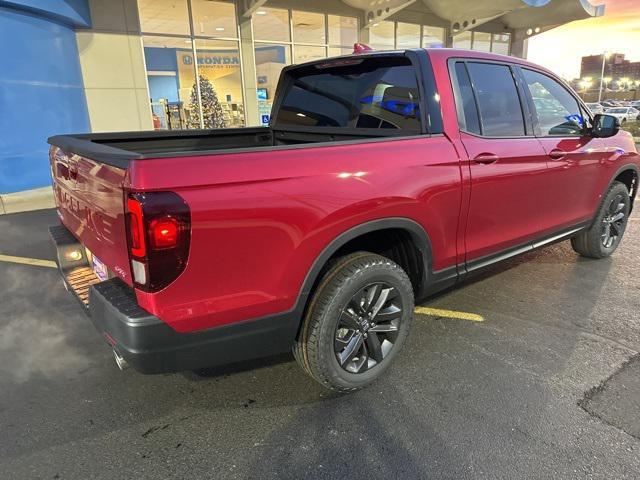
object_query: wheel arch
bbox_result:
[294,218,432,319]
[609,163,638,212]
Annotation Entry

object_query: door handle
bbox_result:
[473,153,499,165]
[548,148,566,160]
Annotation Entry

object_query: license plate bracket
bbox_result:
[92,254,109,282]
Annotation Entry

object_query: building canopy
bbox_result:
[342,0,604,41]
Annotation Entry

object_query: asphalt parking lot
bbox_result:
[1,209,639,479]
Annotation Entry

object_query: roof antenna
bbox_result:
[353,43,373,54]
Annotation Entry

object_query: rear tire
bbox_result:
[293,252,414,393]
[571,181,631,259]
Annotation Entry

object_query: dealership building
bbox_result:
[0,0,604,197]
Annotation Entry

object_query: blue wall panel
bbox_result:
[0,0,90,27]
[0,5,90,193]
[148,76,180,103]
[144,47,180,72]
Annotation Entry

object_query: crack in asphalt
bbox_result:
[141,423,170,438]
[579,353,640,440]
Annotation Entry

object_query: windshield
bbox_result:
[274,57,422,132]
[608,108,627,113]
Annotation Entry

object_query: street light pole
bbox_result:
[598,51,609,103]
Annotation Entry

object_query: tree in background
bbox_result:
[187,75,227,129]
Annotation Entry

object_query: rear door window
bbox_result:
[274,57,422,132]
[465,62,526,137]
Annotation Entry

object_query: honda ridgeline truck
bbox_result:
[49,48,639,392]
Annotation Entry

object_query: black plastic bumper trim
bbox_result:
[88,278,299,374]
[50,223,298,374]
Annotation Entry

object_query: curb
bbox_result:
[0,187,55,215]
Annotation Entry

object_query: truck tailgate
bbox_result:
[49,145,133,286]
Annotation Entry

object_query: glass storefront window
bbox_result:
[194,39,244,127]
[255,43,292,123]
[422,25,445,47]
[292,11,325,44]
[294,45,327,64]
[252,11,357,122]
[138,0,246,129]
[396,23,420,49]
[491,33,510,55]
[142,36,200,130]
[452,31,472,49]
[190,0,237,38]
[473,32,491,52]
[328,46,353,57]
[369,21,395,50]
[328,15,357,48]
[253,7,290,42]
[369,21,446,51]
[138,0,190,35]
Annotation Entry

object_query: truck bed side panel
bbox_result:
[128,136,462,333]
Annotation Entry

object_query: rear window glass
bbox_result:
[453,62,481,135]
[274,57,422,132]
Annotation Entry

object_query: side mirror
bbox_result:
[592,114,620,138]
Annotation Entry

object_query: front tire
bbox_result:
[293,252,414,392]
[571,181,631,258]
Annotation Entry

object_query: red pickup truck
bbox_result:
[49,48,638,392]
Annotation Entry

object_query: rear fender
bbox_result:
[295,217,432,315]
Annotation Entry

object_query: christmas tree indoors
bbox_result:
[187,75,227,129]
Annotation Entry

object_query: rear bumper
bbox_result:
[49,224,298,374]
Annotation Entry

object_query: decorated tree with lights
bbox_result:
[187,75,226,129]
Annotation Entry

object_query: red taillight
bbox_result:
[126,192,190,293]
[149,217,180,249]
[127,198,146,257]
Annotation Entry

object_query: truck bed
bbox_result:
[48,126,409,169]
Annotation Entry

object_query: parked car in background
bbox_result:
[586,102,605,114]
[601,100,617,108]
[47,48,639,392]
[630,100,640,109]
[605,107,639,124]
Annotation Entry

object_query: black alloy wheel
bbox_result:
[334,282,403,374]
[601,192,627,248]
[293,252,414,392]
[571,181,631,258]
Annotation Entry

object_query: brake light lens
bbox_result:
[125,192,190,292]
[149,217,180,249]
[127,198,146,257]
